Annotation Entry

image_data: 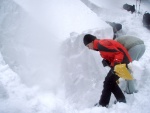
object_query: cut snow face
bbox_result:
[61,28,113,108]
[0,0,112,90]
[0,0,61,90]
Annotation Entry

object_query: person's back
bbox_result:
[116,35,145,94]
[116,36,144,51]
[116,35,145,61]
[96,39,131,66]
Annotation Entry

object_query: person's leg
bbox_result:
[125,70,137,94]
[128,44,145,61]
[125,80,138,94]
[136,44,145,60]
[125,44,145,94]
[99,82,111,107]
[110,72,126,102]
[111,82,126,103]
[99,69,126,106]
[99,70,112,107]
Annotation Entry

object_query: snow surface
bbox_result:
[0,0,150,113]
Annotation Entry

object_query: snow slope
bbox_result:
[0,0,150,113]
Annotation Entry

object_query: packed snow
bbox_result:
[0,0,150,113]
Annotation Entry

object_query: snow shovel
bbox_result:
[114,64,133,80]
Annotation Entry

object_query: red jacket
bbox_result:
[93,39,132,67]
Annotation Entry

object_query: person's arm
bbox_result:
[102,59,111,67]
[98,40,124,67]
[111,51,124,66]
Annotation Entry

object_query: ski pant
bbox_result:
[99,68,126,107]
[125,44,145,94]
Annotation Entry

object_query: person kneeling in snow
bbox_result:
[116,35,145,94]
[83,34,132,107]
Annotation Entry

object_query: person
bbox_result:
[106,21,122,39]
[116,35,145,94]
[83,34,132,107]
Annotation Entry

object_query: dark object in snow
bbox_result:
[123,4,135,13]
[94,102,100,107]
[106,21,122,39]
[83,34,96,46]
[142,11,150,30]
[106,21,122,33]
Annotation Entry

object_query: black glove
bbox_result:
[102,59,110,67]
[110,62,120,73]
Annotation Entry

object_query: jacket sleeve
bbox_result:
[111,50,124,66]
[98,40,124,67]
